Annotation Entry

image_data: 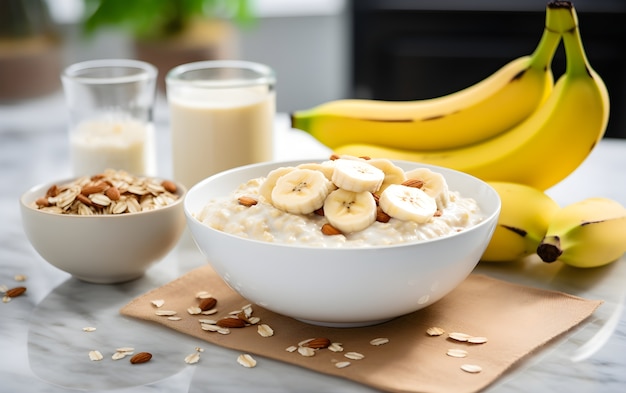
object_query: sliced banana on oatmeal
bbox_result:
[367,158,407,194]
[259,166,296,203]
[379,184,437,224]
[331,159,385,193]
[271,169,332,214]
[323,188,377,233]
[403,167,450,210]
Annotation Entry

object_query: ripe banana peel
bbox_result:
[481,182,560,262]
[537,198,626,268]
[334,2,610,191]
[290,2,562,151]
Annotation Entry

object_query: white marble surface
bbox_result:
[1,92,626,393]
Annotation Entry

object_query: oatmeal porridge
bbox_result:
[195,156,484,248]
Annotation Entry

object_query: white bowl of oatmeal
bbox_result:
[185,158,500,327]
[20,170,187,284]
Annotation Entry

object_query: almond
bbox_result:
[161,180,177,193]
[237,196,258,207]
[216,317,246,328]
[105,186,121,201]
[130,352,152,364]
[376,206,391,223]
[5,286,26,298]
[76,193,93,206]
[45,184,59,198]
[402,179,425,188]
[198,297,217,311]
[321,223,342,236]
[35,197,50,207]
[304,337,331,349]
[81,183,108,195]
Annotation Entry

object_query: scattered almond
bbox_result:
[304,337,331,349]
[402,178,425,188]
[376,206,391,223]
[321,223,342,236]
[216,317,246,328]
[5,286,26,298]
[130,352,152,364]
[238,196,258,207]
[198,297,217,311]
[161,180,178,193]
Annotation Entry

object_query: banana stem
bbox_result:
[537,235,563,262]
[530,17,562,69]
[559,5,592,77]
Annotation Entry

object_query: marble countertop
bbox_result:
[1,92,626,393]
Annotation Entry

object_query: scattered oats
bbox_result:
[298,338,315,347]
[155,310,177,316]
[168,316,182,321]
[242,304,253,318]
[201,323,222,332]
[0,284,8,293]
[446,348,468,358]
[82,326,97,332]
[89,350,103,361]
[344,352,365,360]
[328,342,344,352]
[187,306,202,315]
[237,354,257,368]
[228,309,242,316]
[14,274,27,282]
[217,327,231,335]
[2,296,11,303]
[246,316,260,325]
[116,347,135,353]
[461,364,482,373]
[151,299,165,308]
[335,361,351,369]
[468,336,488,344]
[195,347,204,352]
[200,308,218,315]
[112,351,130,360]
[285,345,298,353]
[195,291,212,299]
[257,324,274,337]
[198,318,218,324]
[449,332,472,342]
[297,346,316,357]
[370,337,389,346]
[426,327,445,336]
[185,352,201,364]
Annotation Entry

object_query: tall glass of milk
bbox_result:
[61,59,157,176]
[166,61,275,190]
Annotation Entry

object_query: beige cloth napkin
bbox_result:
[120,265,602,393]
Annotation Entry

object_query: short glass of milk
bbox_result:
[166,60,276,189]
[61,59,158,176]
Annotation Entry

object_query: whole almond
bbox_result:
[161,180,177,193]
[5,286,26,298]
[376,206,391,223]
[45,184,59,198]
[216,317,247,328]
[130,352,152,364]
[35,197,50,207]
[237,196,258,207]
[304,337,331,349]
[402,179,425,188]
[105,186,121,201]
[198,297,217,311]
[76,193,93,206]
[321,223,342,236]
[81,183,108,195]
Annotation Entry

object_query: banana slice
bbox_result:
[367,158,407,194]
[297,162,335,182]
[259,166,296,203]
[323,188,377,233]
[379,184,437,224]
[331,158,385,193]
[271,168,332,215]
[403,167,450,210]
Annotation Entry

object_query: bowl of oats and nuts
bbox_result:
[184,156,500,327]
[20,169,186,284]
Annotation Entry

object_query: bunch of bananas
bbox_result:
[291,1,609,192]
[290,2,626,267]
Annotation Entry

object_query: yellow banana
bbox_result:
[481,182,560,262]
[536,198,626,268]
[334,2,610,191]
[290,2,562,151]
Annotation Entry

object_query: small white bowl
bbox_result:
[185,160,500,327]
[20,177,186,284]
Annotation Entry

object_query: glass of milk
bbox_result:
[61,59,158,176]
[166,60,276,190]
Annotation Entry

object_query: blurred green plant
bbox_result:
[82,0,254,40]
